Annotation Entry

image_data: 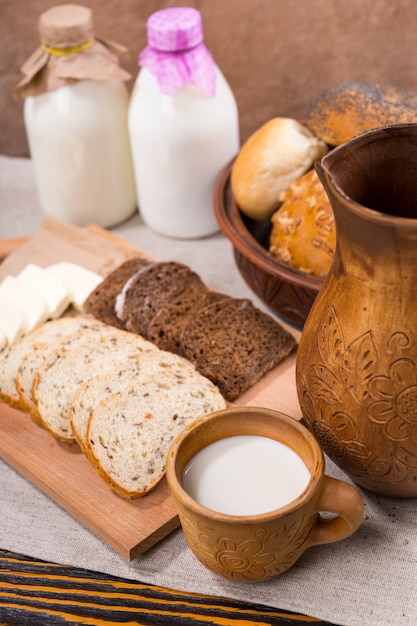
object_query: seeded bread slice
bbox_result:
[84,257,150,329]
[32,329,158,441]
[70,349,200,457]
[147,283,229,354]
[15,317,113,422]
[0,336,39,410]
[0,316,95,411]
[180,298,297,401]
[115,261,204,337]
[87,372,226,498]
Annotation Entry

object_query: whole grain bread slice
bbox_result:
[32,328,158,441]
[0,315,99,412]
[84,257,150,329]
[115,261,204,337]
[147,283,229,354]
[15,317,113,422]
[180,298,297,401]
[87,372,226,498]
[70,348,200,457]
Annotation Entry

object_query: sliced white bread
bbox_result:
[70,349,200,457]
[15,317,111,422]
[87,372,226,498]
[32,328,158,441]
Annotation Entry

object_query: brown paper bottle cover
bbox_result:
[14,4,131,99]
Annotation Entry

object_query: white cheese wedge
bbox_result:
[17,263,70,319]
[0,275,48,333]
[0,327,7,351]
[46,262,102,312]
[0,294,25,345]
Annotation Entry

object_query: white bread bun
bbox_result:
[231,118,328,221]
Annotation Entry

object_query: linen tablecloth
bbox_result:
[0,155,416,626]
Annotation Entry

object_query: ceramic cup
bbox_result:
[166,406,364,583]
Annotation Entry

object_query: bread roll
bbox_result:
[230,118,328,221]
[306,81,417,146]
[269,169,335,277]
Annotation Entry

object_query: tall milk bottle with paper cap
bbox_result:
[14,4,137,228]
[128,7,240,239]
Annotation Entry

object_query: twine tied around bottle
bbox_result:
[40,38,95,57]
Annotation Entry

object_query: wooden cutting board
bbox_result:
[0,403,179,559]
[0,224,301,560]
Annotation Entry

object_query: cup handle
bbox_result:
[308,476,364,547]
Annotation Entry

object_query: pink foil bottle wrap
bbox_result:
[128,6,239,238]
[139,7,216,96]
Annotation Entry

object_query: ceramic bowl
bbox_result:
[213,160,325,327]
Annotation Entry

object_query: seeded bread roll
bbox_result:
[87,373,226,498]
[84,257,150,329]
[32,329,158,441]
[230,117,328,221]
[116,261,204,337]
[269,168,335,277]
[180,298,297,401]
[70,349,200,457]
[306,81,417,146]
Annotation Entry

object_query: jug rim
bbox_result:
[317,123,417,226]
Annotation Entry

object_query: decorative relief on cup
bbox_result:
[299,305,417,489]
[181,516,315,582]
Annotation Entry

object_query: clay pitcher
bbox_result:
[296,123,417,498]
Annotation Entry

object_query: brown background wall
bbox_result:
[1,0,417,157]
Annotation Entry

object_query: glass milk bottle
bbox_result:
[128,7,240,239]
[14,4,137,228]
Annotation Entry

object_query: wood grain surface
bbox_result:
[0,403,180,560]
[0,549,336,625]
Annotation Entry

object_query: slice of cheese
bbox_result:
[0,294,25,345]
[46,262,102,311]
[0,275,48,333]
[17,263,70,319]
[0,327,7,351]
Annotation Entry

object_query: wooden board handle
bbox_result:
[0,237,28,262]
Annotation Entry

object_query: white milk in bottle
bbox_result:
[128,7,240,239]
[15,4,137,228]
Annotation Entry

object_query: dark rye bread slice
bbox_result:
[116,261,204,338]
[84,257,150,329]
[180,298,297,401]
[147,282,229,354]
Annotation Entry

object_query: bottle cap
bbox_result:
[38,4,94,49]
[14,3,130,99]
[146,7,204,52]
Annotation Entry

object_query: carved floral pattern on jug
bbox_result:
[298,305,417,491]
[181,515,316,582]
